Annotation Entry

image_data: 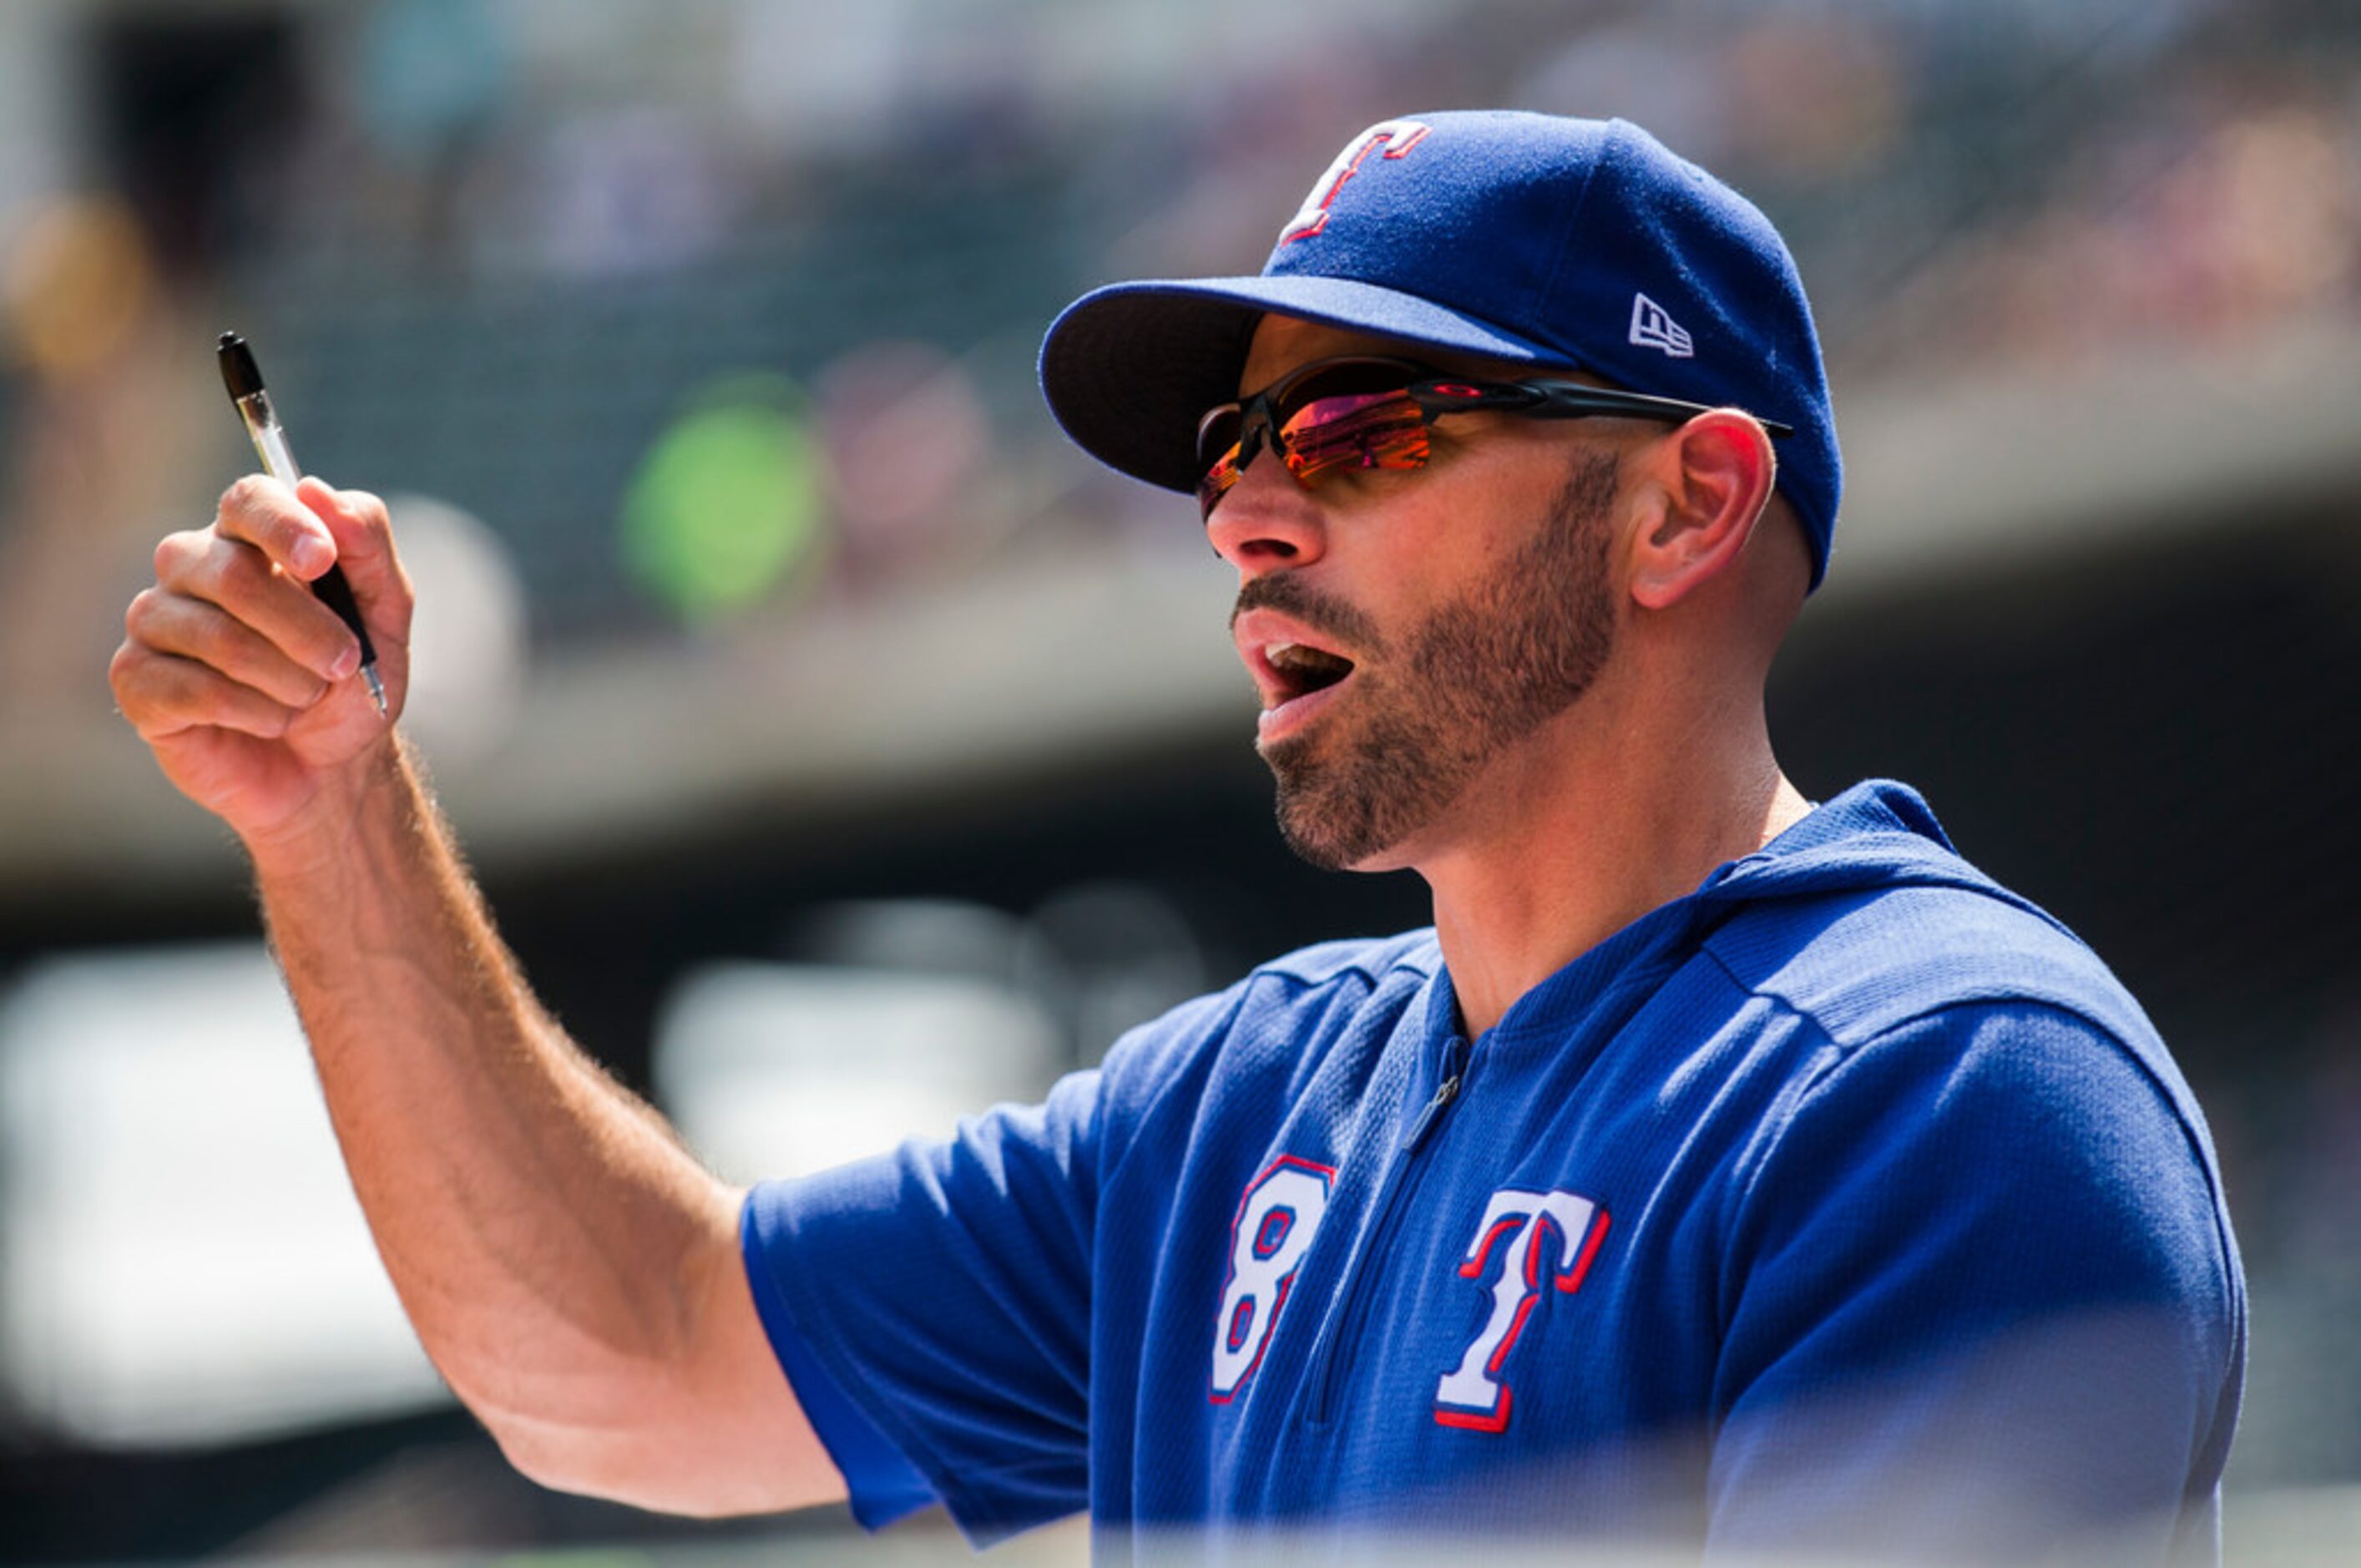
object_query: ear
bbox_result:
[1627,412,1777,610]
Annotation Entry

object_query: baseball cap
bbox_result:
[1039,111,1843,588]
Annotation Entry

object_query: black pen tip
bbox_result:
[216,332,264,399]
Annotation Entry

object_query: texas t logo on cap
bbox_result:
[1277,119,1432,245]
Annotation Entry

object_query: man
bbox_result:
[110,113,2241,1562]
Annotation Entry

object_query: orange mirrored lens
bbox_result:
[1198,387,1433,520]
[1196,361,1447,521]
[1196,442,1245,518]
[1277,390,1429,483]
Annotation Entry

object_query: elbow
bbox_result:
[481,1416,596,1501]
[422,1217,841,1519]
[462,1371,834,1521]
[434,1355,660,1511]
[477,1403,736,1519]
[446,1371,602,1502]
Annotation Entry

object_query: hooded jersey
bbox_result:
[741,781,2244,1563]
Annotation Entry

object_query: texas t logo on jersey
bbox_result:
[1277,119,1432,245]
[1434,1187,1610,1431]
[1210,1154,1334,1400]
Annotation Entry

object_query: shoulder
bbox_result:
[1107,928,1437,1075]
[1244,928,1442,991]
[1090,927,1438,1128]
[1717,975,2241,1350]
[1698,864,2232,1237]
[1140,928,1435,1042]
[1698,779,2155,1050]
[1704,875,2150,1050]
[1752,998,2212,1203]
[1709,994,2245,1557]
[1726,999,2243,1398]
[1236,930,1435,1005]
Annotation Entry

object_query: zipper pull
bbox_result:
[1404,1039,1469,1153]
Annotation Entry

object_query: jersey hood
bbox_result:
[1693,779,2058,926]
[1457,778,2092,1055]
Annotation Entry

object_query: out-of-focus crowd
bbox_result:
[0,0,2353,716]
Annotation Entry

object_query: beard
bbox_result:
[1250,453,1620,872]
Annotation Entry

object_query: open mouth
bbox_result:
[1266,640,1356,704]
[1233,605,1365,743]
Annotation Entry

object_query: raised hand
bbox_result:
[110,474,413,852]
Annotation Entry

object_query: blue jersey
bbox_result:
[741,781,2244,1562]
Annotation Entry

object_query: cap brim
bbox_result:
[1038,275,1575,494]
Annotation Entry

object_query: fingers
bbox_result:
[124,586,334,709]
[214,474,339,580]
[120,475,409,761]
[154,517,361,684]
[109,640,304,742]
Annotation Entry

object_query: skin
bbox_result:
[103,309,1812,1512]
[1214,316,1815,1036]
[109,477,838,1515]
[1248,447,1622,873]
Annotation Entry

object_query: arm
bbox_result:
[110,476,842,1516]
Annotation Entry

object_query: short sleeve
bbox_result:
[1708,1002,2242,1565]
[738,1196,937,1528]
[742,1065,1105,1545]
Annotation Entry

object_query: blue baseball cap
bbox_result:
[1039,111,1842,588]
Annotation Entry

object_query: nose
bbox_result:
[1203,448,1328,577]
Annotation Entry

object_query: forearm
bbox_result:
[115,482,832,1513]
[250,736,736,1434]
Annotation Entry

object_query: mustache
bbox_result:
[1231,573,1384,655]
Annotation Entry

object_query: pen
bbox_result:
[215,331,387,717]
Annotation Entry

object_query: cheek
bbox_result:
[1449,453,1624,580]
[1332,450,1614,637]
[1388,508,1549,609]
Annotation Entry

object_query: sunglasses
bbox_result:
[1195,356,1794,521]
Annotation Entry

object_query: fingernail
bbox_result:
[292,536,332,576]
[329,643,360,680]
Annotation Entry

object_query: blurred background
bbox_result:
[0,0,2355,1561]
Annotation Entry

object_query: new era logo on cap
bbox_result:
[1628,294,1694,357]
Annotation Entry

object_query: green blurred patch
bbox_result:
[620,373,829,623]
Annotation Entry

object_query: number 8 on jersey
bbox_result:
[1210,1156,1333,1400]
